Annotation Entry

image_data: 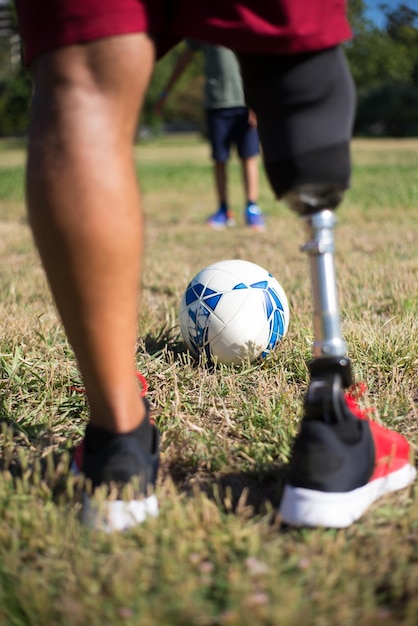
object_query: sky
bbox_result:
[364,0,418,27]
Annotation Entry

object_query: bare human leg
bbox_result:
[207,159,236,228]
[214,160,228,206]
[241,155,264,229]
[241,155,258,204]
[27,34,155,433]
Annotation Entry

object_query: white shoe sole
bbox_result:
[207,221,235,229]
[82,493,159,532]
[279,463,416,528]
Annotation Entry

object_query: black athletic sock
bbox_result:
[84,401,154,456]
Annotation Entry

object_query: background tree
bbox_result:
[347,2,418,136]
[142,42,205,134]
[0,1,31,136]
[346,0,416,87]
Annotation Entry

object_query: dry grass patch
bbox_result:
[0,136,417,625]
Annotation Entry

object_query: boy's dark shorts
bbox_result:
[15,0,351,66]
[206,107,259,162]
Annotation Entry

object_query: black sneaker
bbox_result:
[72,394,159,532]
[279,385,416,528]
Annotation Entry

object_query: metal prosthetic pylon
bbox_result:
[301,208,354,423]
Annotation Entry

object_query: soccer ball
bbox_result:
[179,259,290,364]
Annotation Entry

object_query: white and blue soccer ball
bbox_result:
[179,259,290,365]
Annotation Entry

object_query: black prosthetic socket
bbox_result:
[238,46,355,201]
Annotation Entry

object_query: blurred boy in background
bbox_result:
[156,41,265,230]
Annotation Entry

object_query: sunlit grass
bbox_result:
[0,136,417,625]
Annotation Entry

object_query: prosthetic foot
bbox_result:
[278,186,416,527]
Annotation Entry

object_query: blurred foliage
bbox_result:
[0,2,418,137]
[0,2,31,136]
[347,0,417,86]
[346,1,418,135]
[355,82,418,136]
[0,67,31,136]
[143,41,206,133]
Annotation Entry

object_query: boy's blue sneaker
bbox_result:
[244,203,265,230]
[207,208,235,229]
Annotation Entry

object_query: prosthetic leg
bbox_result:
[238,46,357,421]
[238,48,416,527]
[284,184,354,424]
[279,184,416,528]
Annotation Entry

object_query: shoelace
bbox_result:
[136,372,148,397]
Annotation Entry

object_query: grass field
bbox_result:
[0,135,417,625]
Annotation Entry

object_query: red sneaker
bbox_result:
[279,385,416,528]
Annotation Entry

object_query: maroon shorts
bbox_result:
[16,0,351,66]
